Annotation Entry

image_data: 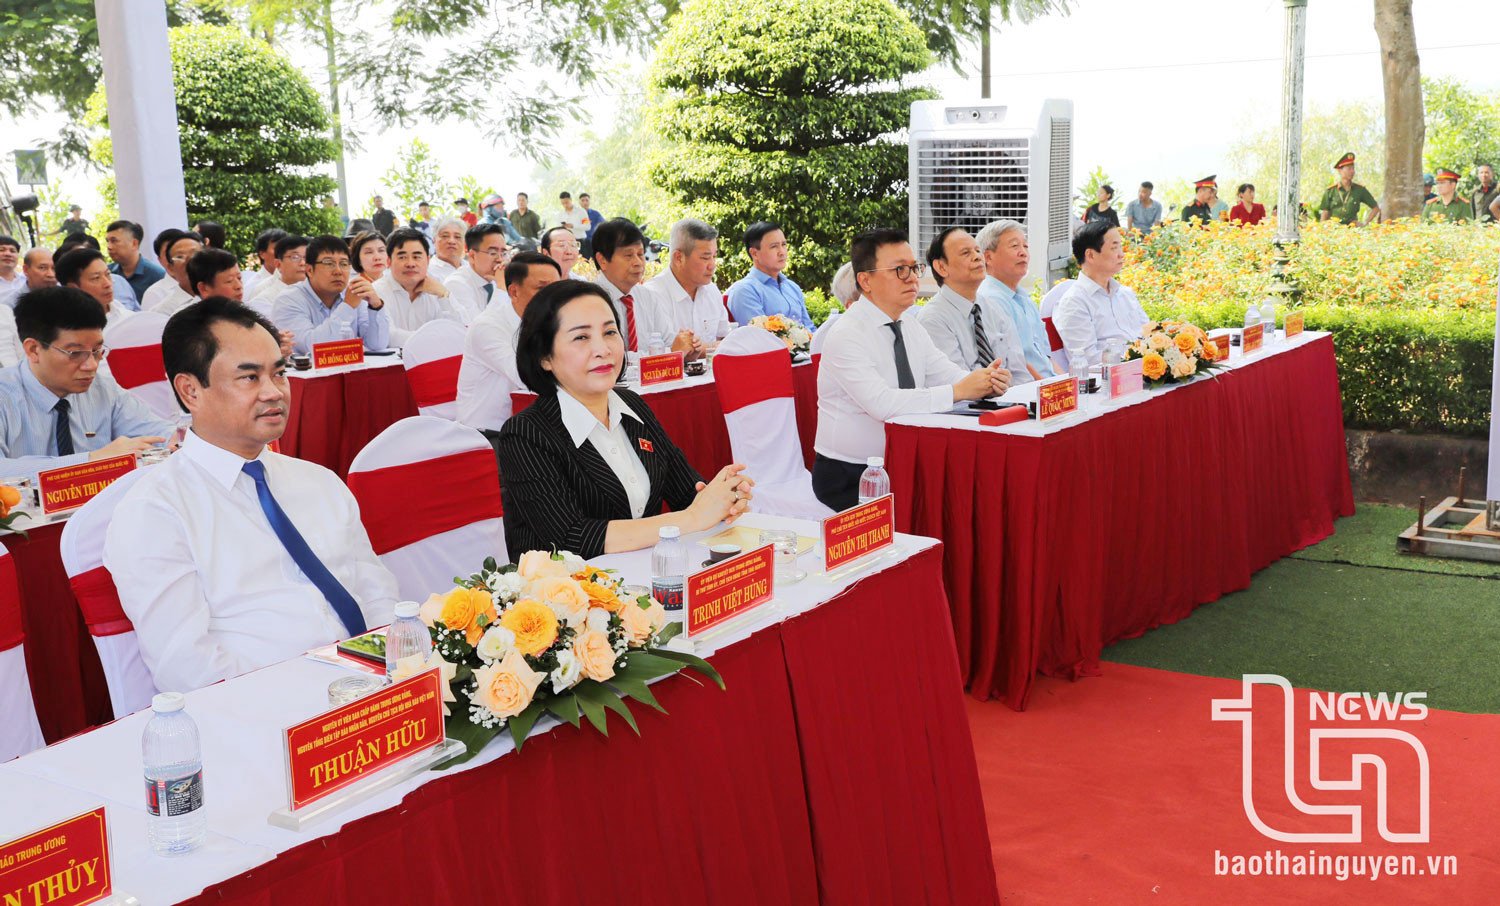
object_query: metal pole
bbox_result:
[1271,0,1308,304]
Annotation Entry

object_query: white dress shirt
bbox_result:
[814,298,967,464]
[0,304,20,368]
[241,268,269,297]
[559,206,592,241]
[142,278,195,315]
[635,270,729,346]
[0,271,25,309]
[557,390,649,518]
[1051,275,1150,366]
[455,299,524,432]
[443,261,494,324]
[246,272,299,307]
[591,272,642,352]
[916,284,1029,375]
[372,271,466,346]
[427,257,459,282]
[103,431,399,694]
[104,303,136,329]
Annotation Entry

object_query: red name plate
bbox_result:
[1036,375,1079,421]
[283,667,444,811]
[822,494,895,572]
[1284,311,1304,338]
[1210,333,1230,359]
[1110,357,1145,400]
[685,544,775,637]
[312,338,365,369]
[38,455,137,516]
[0,807,111,906]
[639,352,685,386]
[1242,322,1265,353]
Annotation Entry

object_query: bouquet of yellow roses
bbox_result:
[406,550,722,767]
[1122,319,1222,387]
[749,314,813,354]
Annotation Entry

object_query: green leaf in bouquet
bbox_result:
[643,648,726,690]
[578,682,640,736]
[606,674,666,714]
[507,699,547,750]
[433,715,501,770]
[653,622,683,645]
[545,693,582,727]
[574,683,610,735]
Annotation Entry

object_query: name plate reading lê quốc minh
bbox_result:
[822,494,896,574]
[271,667,463,830]
[685,544,776,639]
[0,806,129,906]
[312,338,365,369]
[1035,375,1079,421]
[37,455,137,516]
[639,352,685,386]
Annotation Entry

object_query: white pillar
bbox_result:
[1276,0,1308,246]
[94,0,187,260]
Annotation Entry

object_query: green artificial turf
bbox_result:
[1104,508,1500,714]
[1290,504,1500,579]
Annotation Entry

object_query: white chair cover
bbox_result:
[59,468,158,719]
[401,319,468,420]
[103,311,178,421]
[348,416,506,601]
[810,311,841,361]
[1039,280,1074,373]
[713,327,834,520]
[0,548,46,760]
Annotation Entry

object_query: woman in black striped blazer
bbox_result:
[496,280,754,558]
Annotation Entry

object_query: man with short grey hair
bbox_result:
[974,219,1055,378]
[427,216,468,281]
[635,218,729,361]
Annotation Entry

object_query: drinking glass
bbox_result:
[759,528,805,584]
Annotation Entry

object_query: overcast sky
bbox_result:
[4,0,1496,221]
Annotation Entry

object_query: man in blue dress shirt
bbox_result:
[726,221,814,329]
[0,287,173,478]
[272,235,391,355]
[975,219,1055,379]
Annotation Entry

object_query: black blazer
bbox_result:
[496,388,703,558]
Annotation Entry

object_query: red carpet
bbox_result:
[969,663,1500,904]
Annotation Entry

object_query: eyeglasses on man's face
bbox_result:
[43,343,108,364]
[864,263,926,281]
[314,258,352,271]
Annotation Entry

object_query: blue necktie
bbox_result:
[241,460,367,637]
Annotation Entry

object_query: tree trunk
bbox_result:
[1374,0,1422,219]
[980,1,992,99]
[320,0,350,220]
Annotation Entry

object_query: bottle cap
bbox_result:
[151,692,186,714]
[867,456,884,468]
[659,525,681,539]
[395,601,421,619]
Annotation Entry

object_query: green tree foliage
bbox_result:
[380,138,451,221]
[646,0,933,289]
[1226,101,1386,209]
[88,25,341,250]
[1420,77,1500,197]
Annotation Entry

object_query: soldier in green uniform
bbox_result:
[1317,153,1381,225]
[1422,168,1472,223]
[1180,175,1217,224]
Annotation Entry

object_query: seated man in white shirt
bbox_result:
[813,229,1010,512]
[539,226,581,278]
[0,287,171,478]
[104,298,398,693]
[273,234,391,355]
[589,218,648,355]
[241,228,287,298]
[635,218,728,361]
[56,247,135,329]
[189,248,296,357]
[373,228,466,346]
[244,234,309,317]
[456,252,561,443]
[141,230,203,315]
[0,235,24,309]
[444,223,506,323]
[426,217,467,282]
[1051,220,1150,368]
[917,227,1040,381]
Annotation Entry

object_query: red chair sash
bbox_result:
[108,344,167,390]
[1043,317,1064,352]
[0,553,21,650]
[70,565,135,638]
[346,448,503,555]
[406,356,463,409]
[713,349,795,414]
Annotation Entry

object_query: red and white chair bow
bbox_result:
[104,311,177,421]
[0,547,46,759]
[712,327,834,520]
[1039,279,1073,373]
[59,468,157,719]
[347,416,506,601]
[402,319,467,420]
[810,311,841,370]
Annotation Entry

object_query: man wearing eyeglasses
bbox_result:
[443,223,506,323]
[273,235,391,356]
[0,287,171,478]
[244,235,310,317]
[141,230,204,315]
[812,228,1010,512]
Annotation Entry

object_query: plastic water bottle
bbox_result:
[858,457,891,506]
[647,332,666,356]
[1260,298,1276,341]
[142,693,206,855]
[384,601,433,679]
[651,526,686,612]
[1242,302,1261,344]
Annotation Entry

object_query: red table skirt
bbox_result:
[513,363,818,480]
[3,523,113,743]
[885,335,1355,710]
[281,364,419,478]
[185,546,998,905]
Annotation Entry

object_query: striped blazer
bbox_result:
[495,388,703,558]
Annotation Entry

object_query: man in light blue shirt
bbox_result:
[272,235,391,356]
[56,232,140,311]
[0,286,173,478]
[726,221,814,329]
[1123,182,1164,236]
[975,219,1055,378]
